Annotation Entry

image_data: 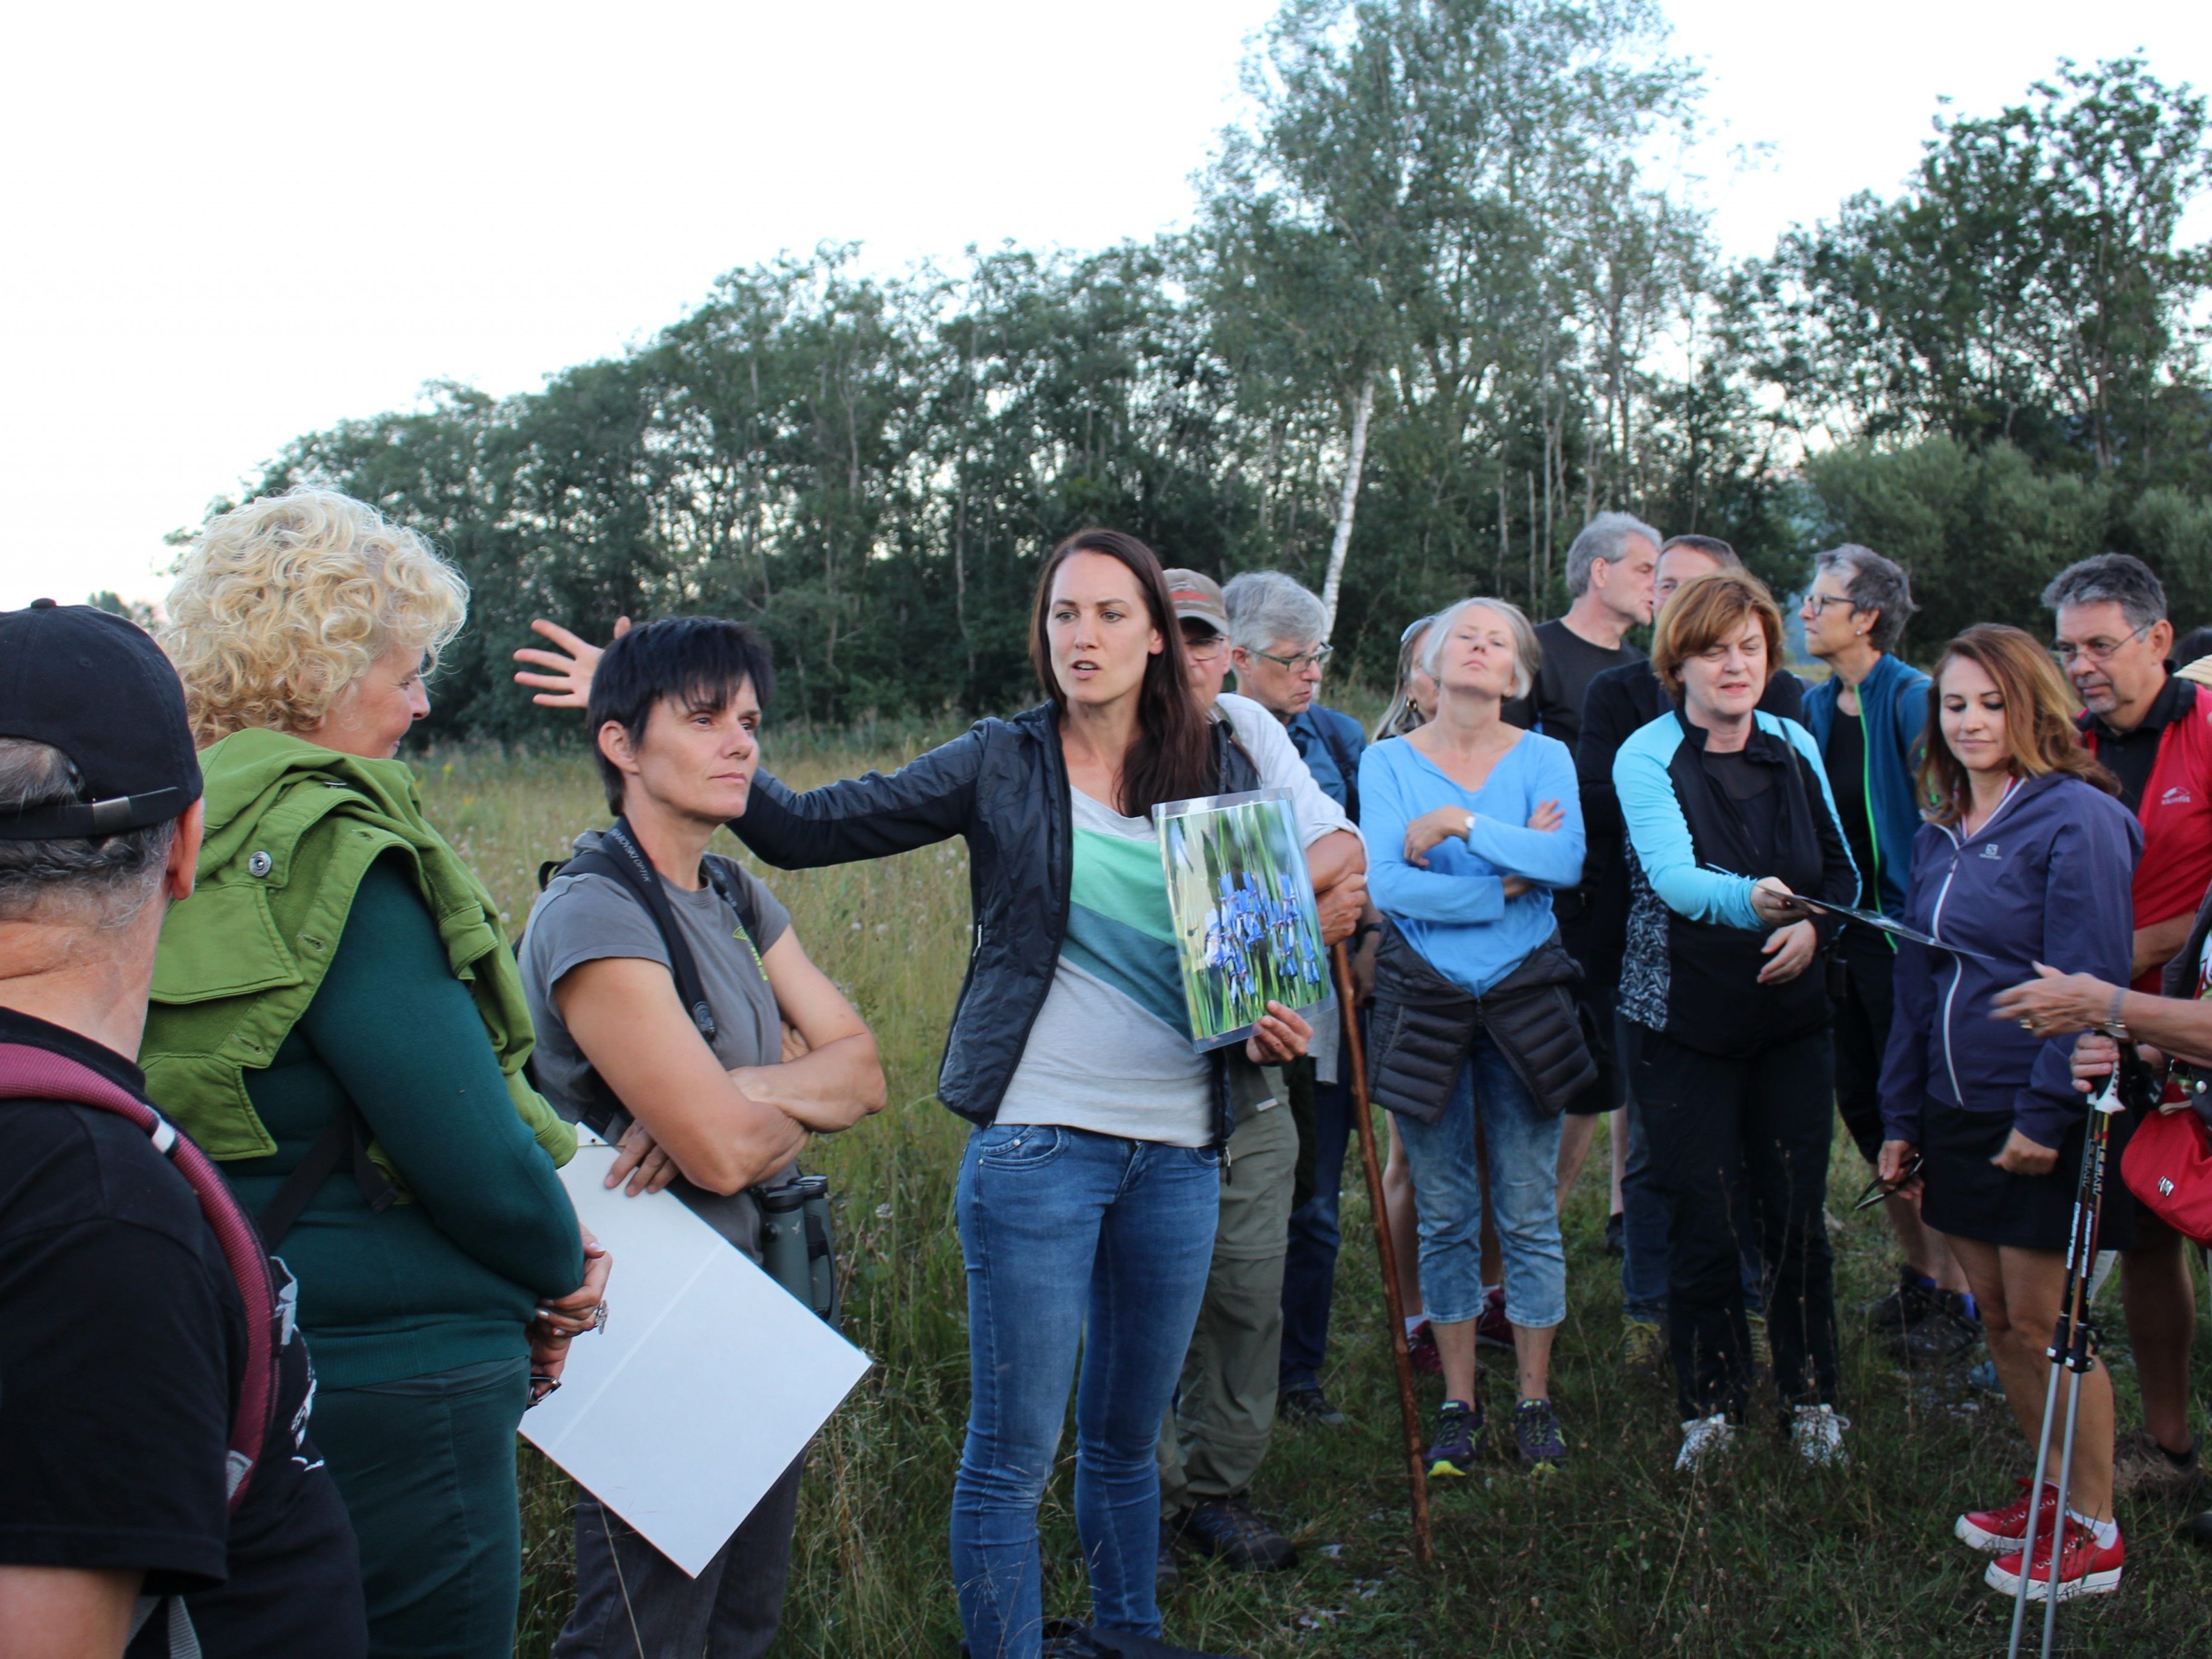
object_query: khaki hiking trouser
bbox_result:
[1157,1093,1299,1514]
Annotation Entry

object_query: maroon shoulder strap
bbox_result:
[0,1042,278,1510]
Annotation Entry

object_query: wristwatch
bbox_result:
[1462,812,1476,841]
[2105,986,2131,1041]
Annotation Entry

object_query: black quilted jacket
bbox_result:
[730,702,1259,1141]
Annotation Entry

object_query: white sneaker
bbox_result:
[1792,1403,1850,1468]
[1676,1413,1734,1473]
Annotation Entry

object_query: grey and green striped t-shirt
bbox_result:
[995,788,1214,1146]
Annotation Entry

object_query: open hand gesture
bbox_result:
[513,617,628,708]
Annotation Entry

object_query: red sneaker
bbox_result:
[1476,1288,1513,1350]
[1955,1478,2058,1553]
[1407,1322,1442,1376]
[1984,1518,2124,1601]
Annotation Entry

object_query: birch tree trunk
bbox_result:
[1318,374,1376,642]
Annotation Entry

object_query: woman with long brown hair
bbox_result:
[699,529,1324,1658]
[1875,623,2140,1603]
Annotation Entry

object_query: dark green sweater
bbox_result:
[225,857,585,1389]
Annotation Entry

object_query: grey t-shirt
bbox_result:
[518,830,793,1256]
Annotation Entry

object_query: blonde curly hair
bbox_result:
[163,485,468,746]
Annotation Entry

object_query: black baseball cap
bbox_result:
[0,600,203,840]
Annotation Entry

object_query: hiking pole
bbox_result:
[1330,942,1435,1567]
[2007,1070,2121,1659]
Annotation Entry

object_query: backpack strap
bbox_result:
[256,1101,399,1248]
[0,1042,278,1511]
[538,819,741,1139]
[557,819,720,1045]
[701,854,762,945]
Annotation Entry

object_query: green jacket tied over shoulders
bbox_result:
[142,727,575,1177]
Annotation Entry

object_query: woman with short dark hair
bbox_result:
[1612,570,1858,1473]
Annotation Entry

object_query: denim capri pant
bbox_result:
[1394,1030,1567,1329]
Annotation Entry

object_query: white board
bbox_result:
[519,1140,872,1576]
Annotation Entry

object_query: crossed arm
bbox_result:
[558,928,885,1197]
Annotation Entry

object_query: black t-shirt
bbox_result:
[1502,618,1643,756]
[2087,667,2191,813]
[1701,747,1782,852]
[1824,707,1878,908]
[0,1007,365,1658]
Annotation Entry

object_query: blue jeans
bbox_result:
[1278,1070,1351,1392]
[1619,1016,1764,1324]
[1394,1035,1567,1329]
[951,1124,1221,1659]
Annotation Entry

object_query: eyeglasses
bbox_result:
[1250,645,1334,673]
[1184,638,1228,664]
[2052,621,2153,668]
[1803,593,1856,615]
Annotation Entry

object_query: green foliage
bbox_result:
[86,589,156,628]
[214,26,2212,725]
[1801,439,2109,653]
[1745,57,2212,484]
[1745,56,2212,647]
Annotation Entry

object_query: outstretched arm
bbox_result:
[736,737,984,869]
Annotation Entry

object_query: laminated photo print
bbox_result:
[1154,785,1335,1053]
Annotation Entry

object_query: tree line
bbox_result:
[196,0,2212,739]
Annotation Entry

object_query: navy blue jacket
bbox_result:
[1286,703,1366,823]
[1876,773,2140,1151]
[1801,653,1932,919]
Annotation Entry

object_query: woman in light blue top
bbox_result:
[1359,597,1584,1479]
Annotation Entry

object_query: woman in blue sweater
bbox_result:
[1360,597,1585,1479]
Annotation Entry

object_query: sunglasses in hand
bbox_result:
[1851,1152,1925,1212]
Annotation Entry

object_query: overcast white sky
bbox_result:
[2,0,2205,608]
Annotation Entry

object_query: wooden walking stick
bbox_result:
[1330,941,1434,1567]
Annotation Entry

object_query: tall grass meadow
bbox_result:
[411,727,2212,1659]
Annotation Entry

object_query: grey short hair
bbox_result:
[2042,553,2167,631]
[1223,570,1327,654]
[0,740,177,928]
[1816,544,1916,654]
[1565,512,1662,598]
[1422,598,1539,702]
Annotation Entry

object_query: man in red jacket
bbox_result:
[2048,553,2212,1509]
